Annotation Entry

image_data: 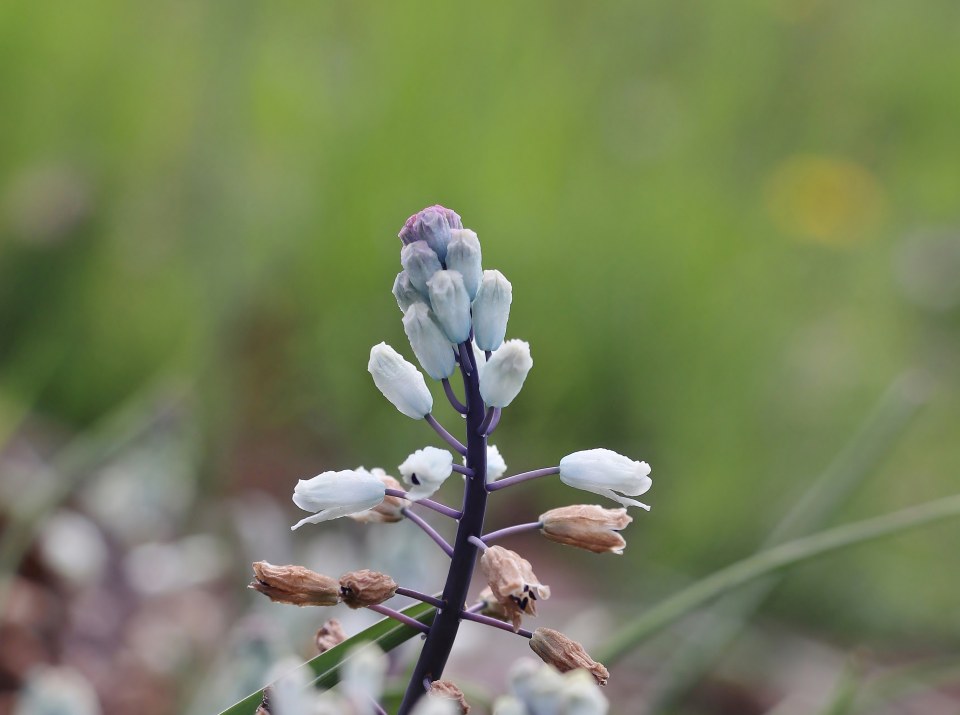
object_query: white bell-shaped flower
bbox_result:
[368,342,433,419]
[446,229,483,300]
[479,339,532,407]
[427,270,472,344]
[472,270,512,351]
[403,303,456,380]
[558,448,652,510]
[393,271,424,312]
[340,644,388,712]
[398,446,454,501]
[291,468,387,530]
[560,669,609,715]
[401,240,443,294]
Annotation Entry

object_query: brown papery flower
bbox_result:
[479,546,550,631]
[430,680,471,713]
[539,504,632,554]
[529,627,609,686]
[249,562,340,606]
[339,569,398,609]
[315,618,347,653]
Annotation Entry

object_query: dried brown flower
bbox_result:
[477,586,511,623]
[349,471,408,523]
[315,618,347,653]
[430,680,471,713]
[249,562,340,606]
[478,546,550,631]
[539,504,632,554]
[529,627,609,686]
[339,569,398,609]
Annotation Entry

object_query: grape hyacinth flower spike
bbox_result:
[249,205,653,714]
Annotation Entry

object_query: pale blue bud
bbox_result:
[403,303,456,380]
[558,448,652,510]
[401,240,443,294]
[472,270,512,351]
[398,446,454,501]
[392,271,424,312]
[398,205,463,263]
[478,339,532,407]
[446,229,483,300]
[427,270,472,344]
[368,342,433,419]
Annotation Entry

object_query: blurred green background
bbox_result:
[2,0,959,713]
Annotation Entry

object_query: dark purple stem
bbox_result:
[482,521,544,543]
[451,464,474,477]
[367,604,431,634]
[395,587,445,609]
[425,414,467,455]
[486,466,561,492]
[385,489,462,519]
[399,340,489,713]
[442,378,468,414]
[401,507,454,556]
[459,610,533,639]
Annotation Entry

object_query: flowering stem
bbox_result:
[460,610,533,639]
[399,341,490,713]
[401,508,454,557]
[442,378,468,414]
[395,587,445,609]
[482,521,544,543]
[367,604,432,634]
[464,601,485,614]
[451,464,474,477]
[467,535,488,551]
[385,489,462,519]
[486,466,560,492]
[425,414,467,456]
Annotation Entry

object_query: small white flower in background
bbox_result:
[479,340,533,407]
[368,342,434,419]
[559,669,609,715]
[446,229,483,299]
[401,240,443,294]
[393,271,423,312]
[411,695,461,715]
[263,659,313,715]
[291,469,386,530]
[492,695,528,715]
[404,303,457,380]
[427,270,472,343]
[13,666,101,715]
[464,444,507,482]
[399,446,454,500]
[37,510,108,587]
[558,448,652,510]
[472,269,513,351]
[508,658,563,715]
[341,644,388,713]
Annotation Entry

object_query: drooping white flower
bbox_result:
[472,269,512,351]
[479,339,533,407]
[401,240,443,294]
[398,446,454,501]
[291,469,386,530]
[393,271,425,312]
[465,444,507,482]
[340,644,388,712]
[427,270,472,344]
[446,229,483,300]
[368,342,433,419]
[403,303,456,380]
[558,448,652,510]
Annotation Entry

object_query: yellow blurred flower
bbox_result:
[764,155,885,246]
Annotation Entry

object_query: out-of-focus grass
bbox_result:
[1,0,959,647]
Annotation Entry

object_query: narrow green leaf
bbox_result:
[217,602,436,715]
[599,494,960,664]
